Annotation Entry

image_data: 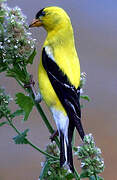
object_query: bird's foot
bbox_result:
[24,74,42,103]
[24,74,35,89]
[50,130,59,142]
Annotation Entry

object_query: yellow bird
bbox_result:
[29,6,85,172]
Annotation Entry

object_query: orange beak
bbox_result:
[29,19,42,28]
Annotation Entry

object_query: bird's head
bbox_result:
[29,6,71,32]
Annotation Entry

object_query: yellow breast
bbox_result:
[38,59,66,113]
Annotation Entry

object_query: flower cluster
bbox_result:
[0,2,35,69]
[0,87,12,119]
[45,142,59,160]
[40,142,74,180]
[74,134,104,177]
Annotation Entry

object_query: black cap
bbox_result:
[35,8,45,19]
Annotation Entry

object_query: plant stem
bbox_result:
[15,77,25,90]
[27,140,59,160]
[94,173,98,180]
[0,23,4,42]
[6,115,20,135]
[6,115,59,160]
[74,167,80,180]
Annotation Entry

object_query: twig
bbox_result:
[74,167,80,180]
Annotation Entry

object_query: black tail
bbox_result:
[60,131,66,167]
[67,142,74,172]
[59,98,85,172]
[74,114,85,140]
[60,130,74,172]
[65,111,84,173]
[67,123,75,172]
[60,125,75,173]
[64,98,85,140]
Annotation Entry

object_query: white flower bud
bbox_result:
[14,45,18,49]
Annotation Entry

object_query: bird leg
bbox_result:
[50,130,59,142]
[24,74,42,103]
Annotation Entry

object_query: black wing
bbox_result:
[42,47,85,140]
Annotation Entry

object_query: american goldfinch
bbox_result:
[29,6,85,172]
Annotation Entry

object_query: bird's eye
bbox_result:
[35,8,45,19]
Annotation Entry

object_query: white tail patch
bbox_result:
[50,107,70,167]
[50,107,69,142]
[64,137,67,162]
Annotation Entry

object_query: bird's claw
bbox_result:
[50,130,59,142]
[24,75,42,103]
[24,74,35,89]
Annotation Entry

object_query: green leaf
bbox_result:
[15,93,34,121]
[10,109,24,119]
[0,20,5,35]
[73,146,78,152]
[13,129,29,144]
[80,171,89,178]
[0,121,8,127]
[27,48,36,64]
[80,95,90,102]
[0,66,7,73]
[65,173,74,179]
[7,66,29,84]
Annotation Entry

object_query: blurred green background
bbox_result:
[0,0,117,179]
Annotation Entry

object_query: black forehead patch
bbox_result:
[35,8,45,19]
